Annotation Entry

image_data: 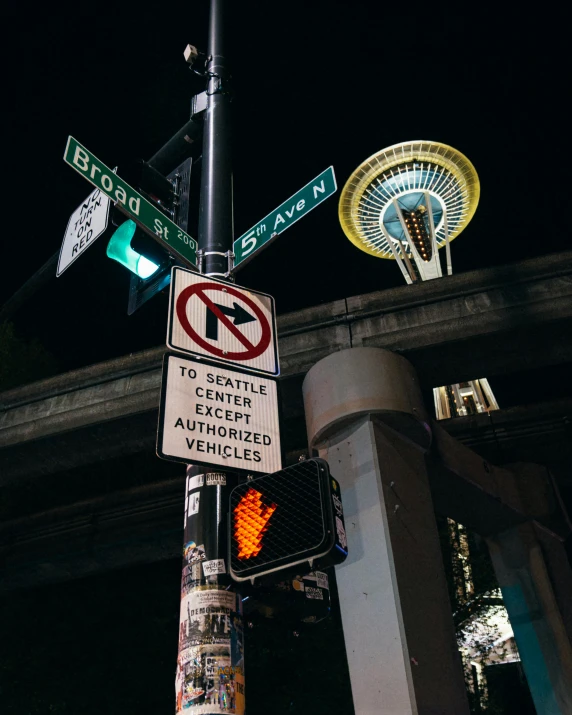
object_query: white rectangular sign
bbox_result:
[167,267,279,376]
[57,188,110,276]
[157,353,282,474]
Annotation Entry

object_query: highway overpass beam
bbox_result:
[486,522,572,714]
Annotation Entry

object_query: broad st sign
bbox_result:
[157,353,282,474]
[63,136,197,268]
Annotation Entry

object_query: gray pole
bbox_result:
[303,347,470,714]
[175,2,245,713]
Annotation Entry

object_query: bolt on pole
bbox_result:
[174,2,245,714]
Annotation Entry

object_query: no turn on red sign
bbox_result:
[167,267,279,376]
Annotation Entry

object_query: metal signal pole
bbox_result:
[175,2,245,714]
[198,0,233,279]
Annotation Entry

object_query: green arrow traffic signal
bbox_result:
[106,219,161,279]
[101,156,194,314]
[105,158,181,280]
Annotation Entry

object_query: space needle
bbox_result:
[338,140,498,419]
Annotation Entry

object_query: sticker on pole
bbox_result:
[167,267,279,376]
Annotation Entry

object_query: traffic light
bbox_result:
[229,458,348,582]
[104,97,204,314]
[106,160,178,276]
[104,158,194,314]
[106,215,164,278]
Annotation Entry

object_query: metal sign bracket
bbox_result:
[197,249,235,280]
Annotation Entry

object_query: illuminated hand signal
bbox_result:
[234,487,277,559]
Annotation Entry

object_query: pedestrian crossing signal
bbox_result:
[229,458,348,582]
[234,487,278,559]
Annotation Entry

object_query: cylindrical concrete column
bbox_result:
[303,346,431,451]
[303,347,469,715]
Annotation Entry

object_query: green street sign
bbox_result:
[233,166,337,269]
[63,136,197,268]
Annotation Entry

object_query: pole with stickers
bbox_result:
[173,2,245,712]
[176,466,244,713]
[165,1,344,709]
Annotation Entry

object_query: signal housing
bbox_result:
[229,458,347,582]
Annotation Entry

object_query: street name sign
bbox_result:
[233,166,337,269]
[57,188,110,276]
[167,267,279,376]
[63,136,198,268]
[157,353,282,474]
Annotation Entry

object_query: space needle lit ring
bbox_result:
[338,141,480,259]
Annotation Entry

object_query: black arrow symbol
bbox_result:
[205,302,256,341]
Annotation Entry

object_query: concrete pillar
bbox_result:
[486,522,572,714]
[303,347,469,715]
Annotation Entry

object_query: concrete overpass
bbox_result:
[0,250,571,590]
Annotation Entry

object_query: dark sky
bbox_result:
[3,2,569,377]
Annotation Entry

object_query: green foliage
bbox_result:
[456,593,512,713]
[436,516,524,713]
[0,321,59,391]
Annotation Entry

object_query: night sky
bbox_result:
[4,2,569,385]
[1,6,569,714]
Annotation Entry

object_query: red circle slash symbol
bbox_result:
[176,282,271,361]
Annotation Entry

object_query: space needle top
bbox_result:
[338,141,480,283]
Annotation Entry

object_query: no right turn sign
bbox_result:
[167,267,279,376]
